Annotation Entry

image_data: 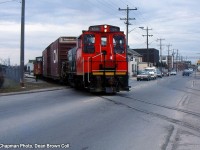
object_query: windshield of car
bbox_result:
[139,71,149,75]
[145,69,154,72]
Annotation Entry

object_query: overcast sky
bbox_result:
[0,0,200,65]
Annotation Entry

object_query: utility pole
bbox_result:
[141,27,153,67]
[157,38,165,74]
[20,0,25,87]
[176,49,179,72]
[119,5,137,53]
[172,49,176,70]
[166,44,172,73]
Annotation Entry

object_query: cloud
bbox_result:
[0,0,200,65]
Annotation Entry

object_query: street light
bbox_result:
[128,27,144,33]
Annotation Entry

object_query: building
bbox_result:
[160,55,173,71]
[197,60,200,71]
[26,60,35,73]
[128,49,142,76]
[132,48,159,67]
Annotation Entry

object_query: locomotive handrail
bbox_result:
[92,52,103,59]
[115,52,126,59]
[99,44,102,62]
[109,43,113,56]
[88,57,90,83]
[83,57,84,82]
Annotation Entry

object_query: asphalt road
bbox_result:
[0,72,200,150]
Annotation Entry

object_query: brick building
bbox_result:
[132,48,159,66]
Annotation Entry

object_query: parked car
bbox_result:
[156,70,162,78]
[144,67,157,79]
[162,71,169,76]
[137,71,151,81]
[170,70,177,75]
[182,69,190,76]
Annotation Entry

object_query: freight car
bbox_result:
[33,56,43,79]
[42,37,76,82]
[67,24,130,93]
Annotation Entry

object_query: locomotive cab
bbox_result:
[67,24,130,93]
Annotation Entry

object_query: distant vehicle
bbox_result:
[188,68,193,72]
[137,71,151,81]
[170,70,177,75]
[182,69,190,76]
[162,70,169,76]
[144,67,157,79]
[156,70,162,78]
[187,68,193,74]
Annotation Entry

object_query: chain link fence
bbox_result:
[0,66,4,88]
[0,65,20,88]
[5,66,20,82]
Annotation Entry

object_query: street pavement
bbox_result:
[0,71,200,150]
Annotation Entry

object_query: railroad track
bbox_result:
[99,95,200,133]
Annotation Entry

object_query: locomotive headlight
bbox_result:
[104,25,108,32]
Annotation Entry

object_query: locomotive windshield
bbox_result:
[83,34,95,53]
[113,35,125,54]
[101,36,107,46]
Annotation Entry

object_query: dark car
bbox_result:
[182,69,190,76]
[162,71,169,76]
[137,71,151,81]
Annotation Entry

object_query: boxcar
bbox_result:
[42,37,76,81]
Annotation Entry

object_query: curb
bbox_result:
[0,87,67,97]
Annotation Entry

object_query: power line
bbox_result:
[0,0,18,4]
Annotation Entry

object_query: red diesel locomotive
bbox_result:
[67,24,130,93]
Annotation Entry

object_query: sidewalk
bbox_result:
[192,71,200,90]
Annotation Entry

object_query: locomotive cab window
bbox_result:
[101,36,107,46]
[113,35,125,54]
[83,34,95,53]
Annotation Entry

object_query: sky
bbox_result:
[0,0,200,65]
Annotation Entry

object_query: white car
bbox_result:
[144,67,157,79]
[170,70,177,75]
